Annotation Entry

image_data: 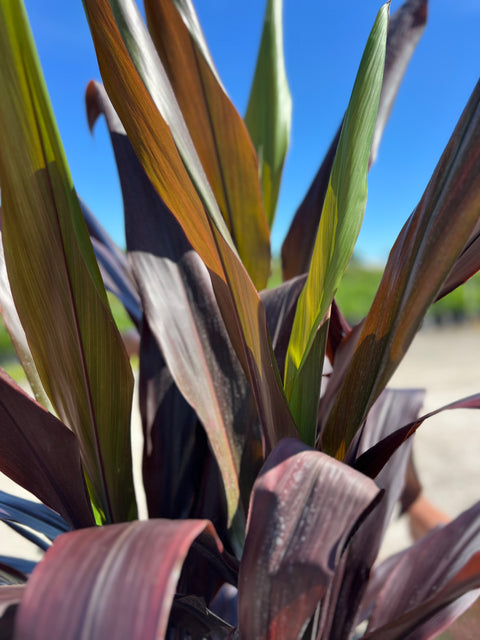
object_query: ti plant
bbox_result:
[0,0,480,638]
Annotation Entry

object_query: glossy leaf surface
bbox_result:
[0,1,136,523]
[244,0,292,228]
[321,79,480,458]
[82,0,298,453]
[284,4,388,444]
[238,438,379,639]
[146,0,270,289]
[87,81,251,531]
[15,520,223,640]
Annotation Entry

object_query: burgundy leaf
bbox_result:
[281,0,428,279]
[139,318,201,521]
[238,438,380,639]
[318,389,425,638]
[326,299,351,363]
[436,218,480,301]
[87,81,256,531]
[355,393,480,478]
[15,520,223,640]
[0,370,94,529]
[360,503,480,639]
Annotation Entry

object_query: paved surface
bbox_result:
[2,325,480,563]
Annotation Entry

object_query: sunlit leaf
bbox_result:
[284,4,388,445]
[82,0,298,453]
[321,79,480,458]
[245,0,292,228]
[281,0,428,280]
[87,82,253,535]
[0,1,136,523]
[146,0,271,289]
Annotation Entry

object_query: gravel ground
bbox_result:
[2,324,480,564]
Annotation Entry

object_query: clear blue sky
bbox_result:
[24,1,479,263]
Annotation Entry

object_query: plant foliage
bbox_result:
[0,0,479,638]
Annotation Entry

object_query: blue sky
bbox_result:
[24,1,479,263]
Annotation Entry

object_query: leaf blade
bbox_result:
[146,0,271,289]
[284,4,389,443]
[321,79,480,458]
[244,0,292,228]
[0,1,136,523]
[15,520,224,640]
[82,0,298,453]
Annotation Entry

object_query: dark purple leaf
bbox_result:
[0,371,94,529]
[15,520,224,640]
[326,299,351,363]
[355,393,480,478]
[360,502,480,639]
[167,595,235,639]
[318,389,425,638]
[436,218,480,301]
[87,81,259,532]
[281,0,428,279]
[139,317,200,521]
[238,438,380,639]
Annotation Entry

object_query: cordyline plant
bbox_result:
[0,0,480,637]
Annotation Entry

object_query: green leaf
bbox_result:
[283,4,389,444]
[321,79,480,458]
[145,0,271,290]
[245,0,292,228]
[82,0,298,453]
[0,1,136,523]
[281,0,428,280]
